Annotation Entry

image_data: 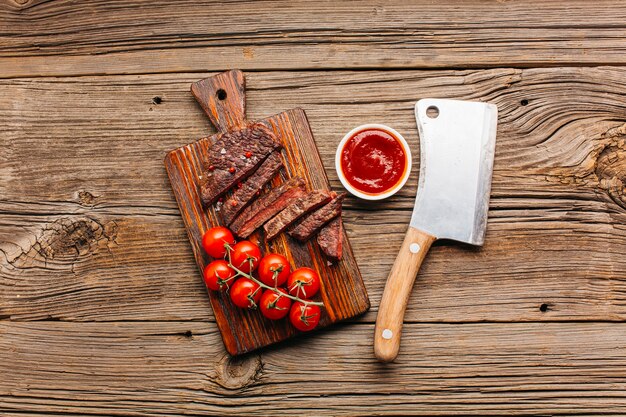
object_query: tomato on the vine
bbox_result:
[259,288,292,320]
[289,301,321,331]
[202,226,235,258]
[203,260,235,291]
[230,241,261,273]
[287,267,320,299]
[258,253,290,287]
[230,278,261,309]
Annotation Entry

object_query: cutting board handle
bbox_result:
[190,69,247,133]
[374,226,436,362]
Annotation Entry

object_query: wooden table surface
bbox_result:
[1,1,626,415]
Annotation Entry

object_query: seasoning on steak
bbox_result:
[199,123,281,206]
[230,177,307,238]
[288,192,345,242]
[220,152,284,225]
[317,217,343,261]
[263,190,332,241]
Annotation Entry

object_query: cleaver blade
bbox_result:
[374,99,498,363]
[411,99,498,245]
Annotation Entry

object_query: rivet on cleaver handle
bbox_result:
[374,99,498,362]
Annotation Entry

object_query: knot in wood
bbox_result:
[78,190,96,206]
[595,137,626,210]
[215,354,262,390]
[36,217,114,261]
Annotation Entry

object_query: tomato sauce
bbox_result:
[340,128,407,195]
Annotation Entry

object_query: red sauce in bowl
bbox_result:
[340,128,407,195]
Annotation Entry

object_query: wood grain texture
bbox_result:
[1,68,625,325]
[165,70,369,355]
[1,65,626,415]
[4,2,626,413]
[2,0,626,77]
[375,227,436,362]
[3,321,626,415]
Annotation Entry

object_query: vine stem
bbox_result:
[224,244,324,307]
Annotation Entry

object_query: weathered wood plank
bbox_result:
[2,0,626,77]
[1,68,625,323]
[0,211,626,322]
[2,321,626,415]
[1,210,624,322]
[3,68,626,208]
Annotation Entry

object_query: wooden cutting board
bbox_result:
[164,70,370,355]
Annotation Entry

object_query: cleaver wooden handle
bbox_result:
[374,226,436,362]
[190,69,248,133]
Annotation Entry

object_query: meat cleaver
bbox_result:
[374,99,498,362]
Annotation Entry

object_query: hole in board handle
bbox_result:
[217,89,227,101]
[426,106,439,119]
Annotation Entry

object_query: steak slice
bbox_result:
[317,217,343,261]
[221,152,284,225]
[199,123,281,206]
[288,192,345,242]
[263,190,332,241]
[231,177,306,238]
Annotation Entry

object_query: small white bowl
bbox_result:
[335,123,412,201]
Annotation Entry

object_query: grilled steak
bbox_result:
[221,152,284,225]
[263,190,332,241]
[317,217,343,260]
[288,192,345,241]
[199,123,281,205]
[231,177,306,238]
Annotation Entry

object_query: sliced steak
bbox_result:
[231,177,306,238]
[199,123,281,205]
[317,217,343,260]
[221,152,283,225]
[263,190,332,241]
[288,192,345,242]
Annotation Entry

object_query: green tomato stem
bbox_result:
[226,247,324,307]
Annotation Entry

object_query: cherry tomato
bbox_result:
[230,278,261,309]
[230,241,261,273]
[260,288,292,320]
[201,226,235,258]
[203,260,235,291]
[258,253,290,287]
[289,301,321,332]
[287,267,320,299]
